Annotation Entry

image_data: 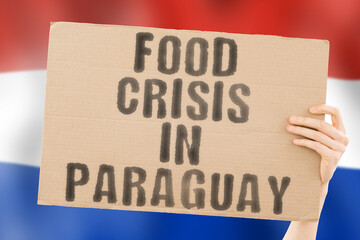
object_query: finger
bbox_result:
[287,125,346,152]
[309,104,346,134]
[289,116,349,146]
[292,138,333,157]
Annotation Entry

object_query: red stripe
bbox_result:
[0,0,359,79]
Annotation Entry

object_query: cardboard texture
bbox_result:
[38,22,329,221]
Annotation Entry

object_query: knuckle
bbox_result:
[340,145,346,153]
[313,131,322,140]
[303,117,312,126]
[335,142,346,153]
[314,141,322,149]
[314,119,322,129]
[319,120,328,130]
[333,107,340,116]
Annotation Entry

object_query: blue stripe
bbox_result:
[0,162,358,240]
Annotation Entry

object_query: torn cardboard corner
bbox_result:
[38,22,329,221]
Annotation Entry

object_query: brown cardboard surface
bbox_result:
[38,22,329,221]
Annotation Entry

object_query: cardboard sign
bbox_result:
[38,22,329,221]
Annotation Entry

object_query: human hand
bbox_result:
[286,104,349,185]
[283,104,348,240]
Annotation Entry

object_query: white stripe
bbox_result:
[0,70,359,169]
[0,70,46,167]
[327,78,360,169]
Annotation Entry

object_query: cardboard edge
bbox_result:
[37,23,56,203]
[48,21,331,43]
[37,200,319,221]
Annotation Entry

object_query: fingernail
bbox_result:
[309,107,316,113]
[287,125,294,130]
[293,138,298,143]
[289,116,296,122]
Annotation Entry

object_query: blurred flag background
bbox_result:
[0,0,359,239]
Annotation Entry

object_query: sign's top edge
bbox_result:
[49,21,329,45]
